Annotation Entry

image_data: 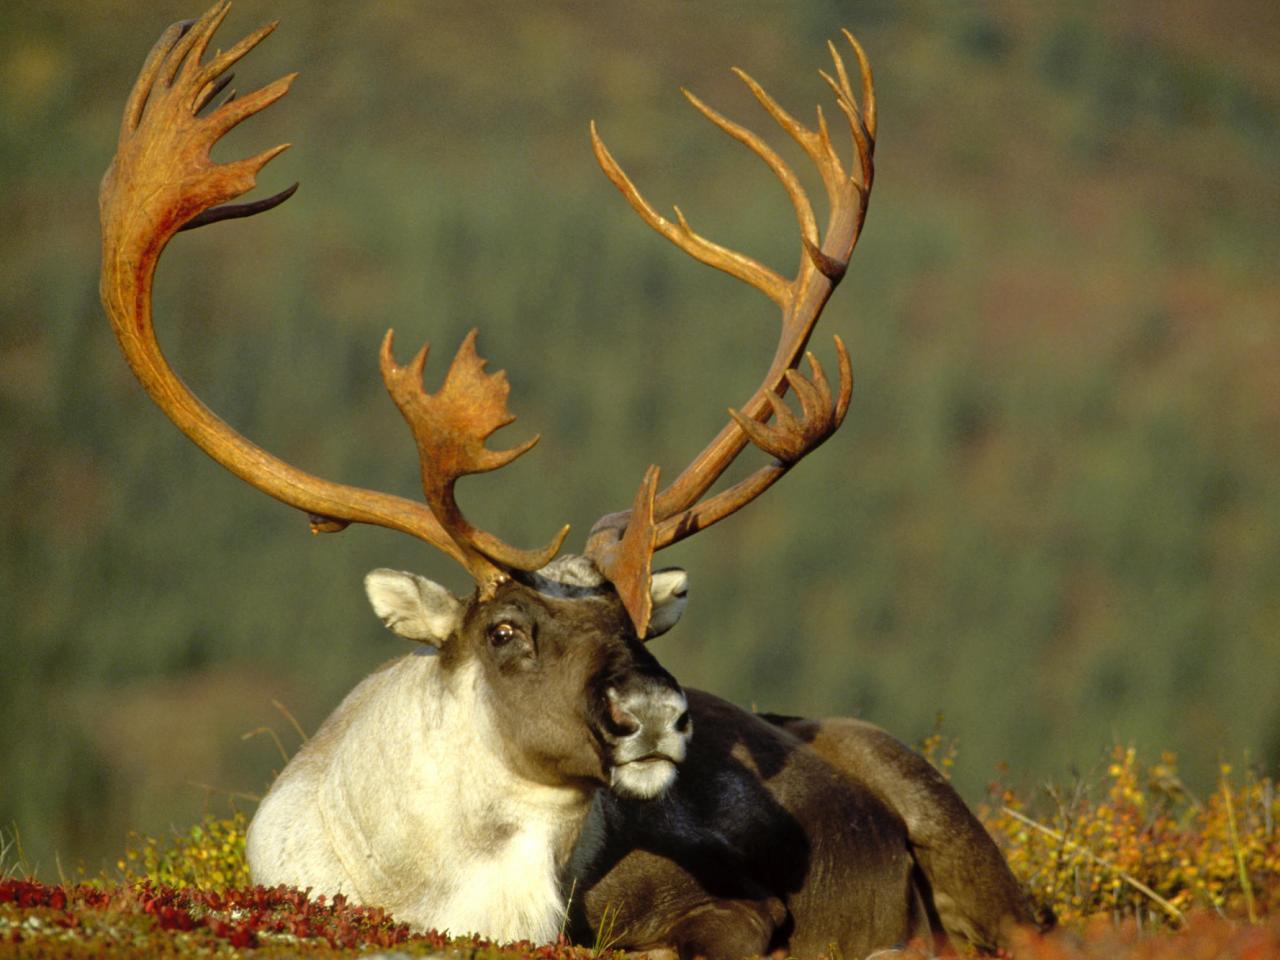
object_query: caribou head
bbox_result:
[364,560,692,800]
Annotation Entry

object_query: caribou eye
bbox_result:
[488,622,522,648]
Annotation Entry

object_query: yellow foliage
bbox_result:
[118,812,250,892]
[982,745,1280,928]
[917,713,958,780]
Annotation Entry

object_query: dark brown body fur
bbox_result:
[568,690,1043,959]
[775,714,1049,952]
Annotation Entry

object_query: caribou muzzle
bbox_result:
[600,679,691,799]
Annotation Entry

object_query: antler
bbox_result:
[99,1,563,591]
[586,31,876,636]
[380,329,568,593]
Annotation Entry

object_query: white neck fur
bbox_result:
[318,654,592,940]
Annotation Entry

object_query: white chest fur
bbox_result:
[424,806,572,941]
[312,653,591,941]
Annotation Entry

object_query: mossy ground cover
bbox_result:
[4,746,1278,958]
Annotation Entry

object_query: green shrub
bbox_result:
[118,813,249,892]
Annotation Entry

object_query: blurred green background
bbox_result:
[2,0,1278,876]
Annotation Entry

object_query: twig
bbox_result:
[184,780,262,805]
[1220,773,1258,924]
[273,699,309,745]
[241,725,291,766]
[560,877,577,944]
[1001,805,1186,926]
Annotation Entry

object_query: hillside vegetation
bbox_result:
[2,743,1278,957]
[1,0,1277,880]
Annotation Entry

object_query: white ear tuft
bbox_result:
[364,568,462,646]
[646,567,689,639]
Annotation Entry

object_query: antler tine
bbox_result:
[681,88,821,266]
[194,70,236,114]
[818,71,872,194]
[589,124,790,309]
[192,19,280,108]
[158,3,227,88]
[101,2,564,595]
[120,21,186,144]
[180,180,298,231]
[843,29,877,142]
[586,30,875,636]
[176,3,232,87]
[733,67,843,210]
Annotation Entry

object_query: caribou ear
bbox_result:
[645,567,688,639]
[364,568,462,646]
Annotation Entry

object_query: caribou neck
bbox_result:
[316,652,595,939]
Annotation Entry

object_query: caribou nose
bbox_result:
[604,688,642,737]
[604,685,691,759]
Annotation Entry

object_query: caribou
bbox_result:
[99,4,1046,957]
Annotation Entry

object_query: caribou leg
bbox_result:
[766,715,1052,952]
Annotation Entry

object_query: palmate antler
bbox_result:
[585,33,876,635]
[380,329,567,587]
[99,1,565,596]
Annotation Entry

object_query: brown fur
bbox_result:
[775,715,1051,950]
[567,691,1046,959]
